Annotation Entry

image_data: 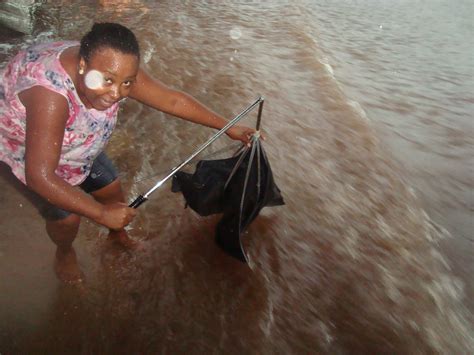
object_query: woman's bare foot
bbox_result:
[54,247,85,284]
[108,229,144,251]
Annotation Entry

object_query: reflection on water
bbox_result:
[0,0,472,353]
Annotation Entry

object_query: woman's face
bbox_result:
[79,47,139,110]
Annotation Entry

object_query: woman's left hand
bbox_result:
[226,125,260,145]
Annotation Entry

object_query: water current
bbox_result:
[0,1,472,353]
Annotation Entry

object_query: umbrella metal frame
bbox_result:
[129,97,265,208]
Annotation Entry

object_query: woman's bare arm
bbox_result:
[20,86,135,229]
[129,69,255,142]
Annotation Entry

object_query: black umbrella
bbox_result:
[171,113,284,262]
[130,97,284,262]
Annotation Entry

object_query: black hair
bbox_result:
[79,22,140,62]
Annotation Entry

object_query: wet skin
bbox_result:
[75,47,139,111]
[17,44,256,284]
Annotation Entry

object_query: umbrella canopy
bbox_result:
[172,134,284,262]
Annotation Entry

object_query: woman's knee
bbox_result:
[91,178,125,204]
[58,213,81,227]
[46,213,81,237]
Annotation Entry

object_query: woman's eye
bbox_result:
[123,80,132,87]
[105,78,113,85]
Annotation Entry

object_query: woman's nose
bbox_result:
[109,85,120,100]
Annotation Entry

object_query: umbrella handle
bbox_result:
[129,194,148,208]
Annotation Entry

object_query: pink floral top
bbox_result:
[0,41,119,185]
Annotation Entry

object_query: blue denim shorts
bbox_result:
[3,152,119,221]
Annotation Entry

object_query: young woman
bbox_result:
[0,22,255,283]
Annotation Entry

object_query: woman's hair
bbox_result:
[79,22,140,62]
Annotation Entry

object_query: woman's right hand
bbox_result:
[96,202,137,230]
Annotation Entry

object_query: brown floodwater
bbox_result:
[0,0,472,353]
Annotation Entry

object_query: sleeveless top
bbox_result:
[0,41,119,186]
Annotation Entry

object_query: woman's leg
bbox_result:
[91,178,140,249]
[46,213,84,283]
[1,162,84,283]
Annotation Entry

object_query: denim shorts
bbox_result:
[2,152,119,221]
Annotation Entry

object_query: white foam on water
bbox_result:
[348,99,370,122]
[322,62,334,76]
[142,40,155,64]
[0,43,16,54]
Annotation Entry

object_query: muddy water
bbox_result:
[0,0,472,353]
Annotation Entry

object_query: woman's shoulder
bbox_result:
[19,40,79,73]
[7,41,79,104]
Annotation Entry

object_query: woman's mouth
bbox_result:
[99,97,115,107]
